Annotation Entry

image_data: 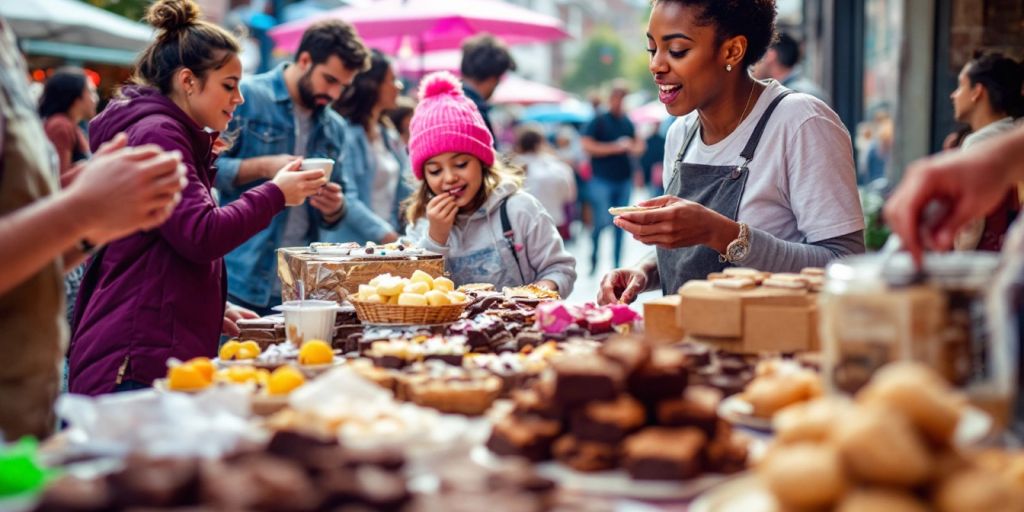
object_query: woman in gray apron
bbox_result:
[598,0,866,304]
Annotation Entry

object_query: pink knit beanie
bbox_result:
[408,71,495,179]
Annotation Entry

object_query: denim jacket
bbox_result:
[321,119,413,243]
[215,63,350,307]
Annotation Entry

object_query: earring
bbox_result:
[726,64,733,72]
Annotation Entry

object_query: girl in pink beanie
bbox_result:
[403,72,577,296]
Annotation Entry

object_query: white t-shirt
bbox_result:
[517,153,577,225]
[662,80,864,243]
[370,136,400,221]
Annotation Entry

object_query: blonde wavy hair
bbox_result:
[403,156,524,225]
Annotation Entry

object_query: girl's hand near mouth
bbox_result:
[426,191,459,245]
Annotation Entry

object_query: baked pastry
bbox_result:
[742,360,822,418]
[772,396,851,444]
[759,442,848,510]
[656,386,722,437]
[627,346,689,403]
[487,414,562,462]
[552,434,618,472]
[622,427,706,480]
[934,467,1024,512]
[551,354,625,406]
[856,361,963,446]
[569,394,646,443]
[833,404,932,487]
[835,489,930,512]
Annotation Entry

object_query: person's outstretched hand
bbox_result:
[884,141,1014,266]
[597,268,648,305]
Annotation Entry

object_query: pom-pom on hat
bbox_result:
[408,71,495,179]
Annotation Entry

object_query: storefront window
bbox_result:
[856,0,903,185]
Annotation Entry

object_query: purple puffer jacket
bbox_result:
[68,86,285,395]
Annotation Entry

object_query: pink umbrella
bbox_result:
[491,75,569,105]
[269,0,570,55]
[394,49,460,77]
[630,100,670,126]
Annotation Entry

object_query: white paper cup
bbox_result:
[273,300,338,346]
[300,158,335,174]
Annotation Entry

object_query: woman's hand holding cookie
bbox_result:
[614,195,738,251]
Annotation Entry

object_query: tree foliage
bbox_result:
[85,0,150,23]
[561,25,627,95]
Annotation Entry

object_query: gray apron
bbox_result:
[657,90,792,294]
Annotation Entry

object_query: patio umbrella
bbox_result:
[393,49,460,77]
[630,100,670,126]
[521,99,594,124]
[1,0,153,51]
[268,0,569,55]
[492,75,569,106]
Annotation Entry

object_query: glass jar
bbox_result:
[821,251,1013,429]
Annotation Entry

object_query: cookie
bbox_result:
[711,278,756,290]
[743,372,820,418]
[762,277,809,290]
[608,205,658,215]
[759,442,847,510]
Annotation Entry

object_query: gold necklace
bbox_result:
[738,80,757,126]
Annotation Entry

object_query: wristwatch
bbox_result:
[719,222,750,263]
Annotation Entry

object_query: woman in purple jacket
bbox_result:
[68,0,335,395]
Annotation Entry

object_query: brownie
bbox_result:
[335,303,359,325]
[552,434,618,472]
[628,346,688,403]
[511,385,562,421]
[107,457,200,508]
[675,341,712,368]
[34,476,111,512]
[515,329,545,350]
[333,325,364,350]
[237,315,287,349]
[233,456,320,511]
[551,354,625,406]
[487,414,563,462]
[622,427,707,480]
[569,394,646,443]
[599,336,652,374]
[705,428,749,474]
[656,385,723,437]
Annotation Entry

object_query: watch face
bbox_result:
[728,241,750,262]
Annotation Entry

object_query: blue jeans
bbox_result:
[587,176,632,270]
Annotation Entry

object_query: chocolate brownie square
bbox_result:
[569,394,646,443]
[656,385,723,437]
[511,382,563,421]
[705,428,749,474]
[551,354,625,406]
[628,346,688,403]
[599,336,651,374]
[486,414,562,462]
[622,427,707,480]
[552,434,618,472]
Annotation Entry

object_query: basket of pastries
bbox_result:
[351,270,469,324]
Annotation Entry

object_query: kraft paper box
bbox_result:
[677,280,818,352]
[277,247,445,304]
[643,295,686,344]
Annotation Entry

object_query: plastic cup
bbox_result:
[273,300,338,346]
[300,158,335,174]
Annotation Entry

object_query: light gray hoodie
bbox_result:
[405,181,577,296]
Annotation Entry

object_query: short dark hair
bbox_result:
[296,19,371,72]
[654,0,777,67]
[460,33,516,81]
[516,124,546,154]
[771,31,800,68]
[133,0,239,95]
[39,67,88,118]
[966,51,1024,118]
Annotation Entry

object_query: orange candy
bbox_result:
[168,364,210,391]
[298,340,334,366]
[267,366,305,395]
[186,357,215,382]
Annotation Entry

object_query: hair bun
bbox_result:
[419,71,464,101]
[146,0,201,33]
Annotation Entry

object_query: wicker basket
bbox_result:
[351,299,467,325]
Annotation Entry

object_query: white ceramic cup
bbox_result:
[273,300,338,346]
